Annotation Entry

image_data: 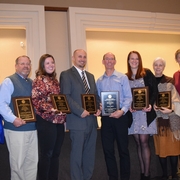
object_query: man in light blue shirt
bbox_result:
[0,55,38,180]
[96,52,132,180]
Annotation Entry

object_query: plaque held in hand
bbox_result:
[13,96,36,122]
[50,94,71,113]
[81,94,97,114]
[156,91,171,109]
[131,87,149,110]
[101,91,119,116]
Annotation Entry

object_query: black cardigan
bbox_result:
[143,68,158,126]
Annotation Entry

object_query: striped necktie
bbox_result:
[81,71,90,94]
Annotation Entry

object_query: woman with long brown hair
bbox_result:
[32,54,66,180]
[126,51,158,180]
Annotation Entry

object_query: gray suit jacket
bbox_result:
[60,66,99,130]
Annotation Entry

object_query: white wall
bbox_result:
[0,11,70,84]
[86,31,180,80]
[0,29,26,83]
[1,11,180,84]
[45,11,70,80]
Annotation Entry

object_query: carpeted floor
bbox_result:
[0,130,179,180]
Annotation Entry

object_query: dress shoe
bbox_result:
[161,176,168,180]
[172,174,179,180]
[141,173,144,180]
[109,176,118,180]
[143,175,150,180]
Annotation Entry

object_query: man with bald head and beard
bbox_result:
[60,49,101,180]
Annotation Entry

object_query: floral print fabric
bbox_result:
[128,78,157,135]
[32,75,66,124]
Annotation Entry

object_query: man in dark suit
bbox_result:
[60,49,101,180]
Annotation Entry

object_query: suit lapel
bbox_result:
[71,66,84,87]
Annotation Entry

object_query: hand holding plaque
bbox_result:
[101,91,119,116]
[81,94,97,114]
[50,94,71,113]
[156,91,171,109]
[131,87,149,110]
[13,96,36,122]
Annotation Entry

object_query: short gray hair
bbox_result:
[153,57,166,67]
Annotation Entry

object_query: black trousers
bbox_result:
[36,115,65,180]
[101,115,130,180]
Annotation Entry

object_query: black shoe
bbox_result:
[161,176,168,180]
[172,174,179,180]
[143,175,150,180]
[109,177,118,180]
[141,173,144,180]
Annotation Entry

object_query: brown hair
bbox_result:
[15,55,31,64]
[35,54,56,79]
[103,52,116,60]
[126,51,146,80]
[175,49,180,60]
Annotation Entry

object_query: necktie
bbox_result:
[82,71,90,94]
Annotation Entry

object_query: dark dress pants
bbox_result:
[69,120,97,180]
[36,115,65,180]
[101,115,130,180]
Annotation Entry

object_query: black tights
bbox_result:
[133,134,150,176]
[159,156,178,177]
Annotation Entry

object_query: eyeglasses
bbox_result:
[17,63,31,66]
[104,58,115,61]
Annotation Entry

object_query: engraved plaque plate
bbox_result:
[156,91,171,109]
[131,87,149,110]
[81,94,97,114]
[101,91,119,116]
[13,96,36,122]
[50,94,71,113]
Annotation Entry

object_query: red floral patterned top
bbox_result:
[32,75,66,124]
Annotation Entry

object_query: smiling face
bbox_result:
[44,57,55,74]
[176,53,180,65]
[102,52,116,71]
[153,59,165,77]
[15,56,31,78]
[73,49,87,70]
[128,53,139,70]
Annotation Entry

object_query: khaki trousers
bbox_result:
[4,129,38,180]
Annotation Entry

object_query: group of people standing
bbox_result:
[0,48,180,180]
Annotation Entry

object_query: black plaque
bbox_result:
[13,96,36,122]
[131,87,149,110]
[101,91,119,116]
[50,94,71,113]
[156,91,171,109]
[81,94,97,114]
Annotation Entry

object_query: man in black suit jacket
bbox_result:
[60,49,101,180]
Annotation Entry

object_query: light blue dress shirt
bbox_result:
[0,77,17,123]
[96,70,132,114]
